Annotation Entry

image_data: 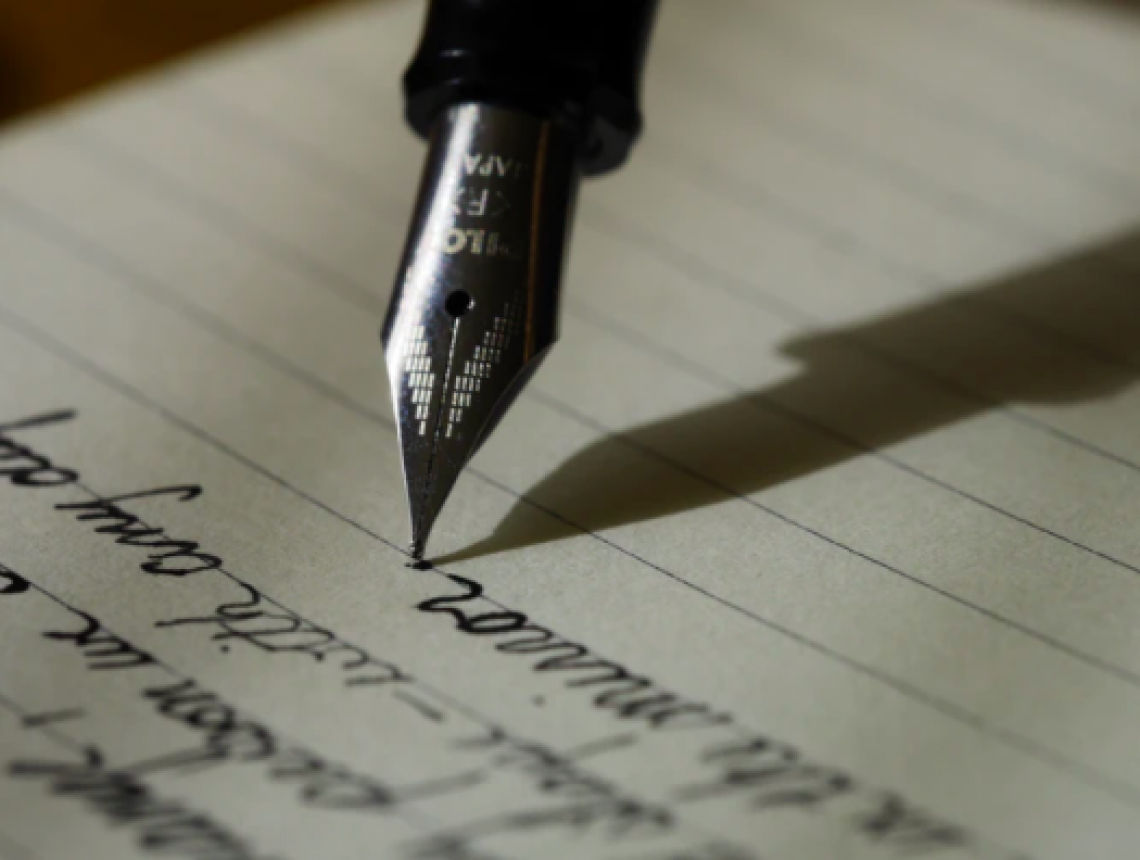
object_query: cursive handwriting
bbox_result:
[0,412,412,694]
[56,486,221,576]
[420,574,729,732]
[0,410,80,487]
[45,609,157,671]
[451,725,673,840]
[1,411,987,857]
[141,679,399,812]
[157,580,410,688]
[0,564,30,595]
[10,745,277,860]
[39,603,421,816]
[419,572,976,856]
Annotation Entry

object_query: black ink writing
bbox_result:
[45,609,157,671]
[56,485,221,576]
[675,737,853,811]
[856,794,971,854]
[452,725,672,840]
[419,574,977,856]
[0,410,78,487]
[10,745,275,860]
[419,575,729,732]
[0,416,415,694]
[142,679,442,814]
[0,564,30,596]
[0,412,217,578]
[158,581,410,689]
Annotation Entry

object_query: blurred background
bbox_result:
[0,0,335,124]
[0,0,1136,127]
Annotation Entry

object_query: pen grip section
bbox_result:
[403,0,658,176]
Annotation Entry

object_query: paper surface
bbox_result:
[1,0,1140,857]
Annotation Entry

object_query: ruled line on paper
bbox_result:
[1,180,1139,825]
[636,39,1140,363]
[0,303,992,860]
[0,690,86,759]
[122,74,1140,592]
[0,828,42,860]
[66,48,1140,789]
[164,69,1140,492]
[64,108,1140,508]
[2,1,1140,856]
[0,298,744,857]
[0,334,744,860]
[638,63,1140,312]
[856,0,1140,122]
[13,61,1140,771]
[579,202,1140,478]
[0,572,446,850]
[644,49,1140,279]
[172,55,1140,441]
[62,117,1140,693]
[734,0,1140,197]
[650,0,1140,217]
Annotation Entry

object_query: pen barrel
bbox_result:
[403,0,658,176]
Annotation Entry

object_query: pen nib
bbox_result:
[409,537,426,561]
[383,102,578,560]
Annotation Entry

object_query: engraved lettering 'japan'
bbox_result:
[462,153,528,179]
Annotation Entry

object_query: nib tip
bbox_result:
[407,539,433,571]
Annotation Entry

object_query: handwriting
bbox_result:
[674,736,853,811]
[419,574,729,732]
[2,410,217,577]
[0,564,30,595]
[855,794,972,854]
[0,409,982,857]
[40,605,409,814]
[0,429,736,856]
[2,411,217,576]
[45,609,157,671]
[158,580,410,688]
[22,708,86,728]
[608,847,755,860]
[451,725,673,840]
[144,678,423,812]
[0,413,412,694]
[0,410,79,487]
[10,745,276,860]
[419,573,977,856]
[56,486,221,576]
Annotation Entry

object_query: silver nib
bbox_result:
[383,102,578,560]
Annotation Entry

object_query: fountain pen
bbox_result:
[383,0,659,560]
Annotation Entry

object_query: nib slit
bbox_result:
[410,539,426,561]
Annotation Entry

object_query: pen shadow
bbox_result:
[438,232,1140,563]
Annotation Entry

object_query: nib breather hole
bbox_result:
[445,290,474,318]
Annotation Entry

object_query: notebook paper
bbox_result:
[1,0,1140,857]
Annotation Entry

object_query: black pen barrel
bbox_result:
[402,0,659,175]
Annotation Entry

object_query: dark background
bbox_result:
[0,0,1134,127]
[0,0,335,124]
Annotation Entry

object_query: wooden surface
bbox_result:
[0,0,340,124]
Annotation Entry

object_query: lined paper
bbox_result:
[1,0,1139,857]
